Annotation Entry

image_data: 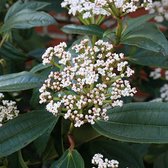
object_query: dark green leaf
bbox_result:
[4,0,50,21]
[154,151,168,168]
[123,14,155,35]
[73,124,100,146]
[121,23,168,56]
[0,0,7,13]
[126,46,168,68]
[81,139,144,168]
[0,110,58,157]
[0,42,26,61]
[50,149,85,168]
[30,63,51,73]
[42,138,59,161]
[0,71,42,92]
[34,120,56,156]
[1,9,55,33]
[93,102,168,143]
[61,24,104,37]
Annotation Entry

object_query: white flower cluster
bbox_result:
[160,84,168,101]
[109,0,153,13]
[0,93,19,127]
[150,68,162,79]
[61,0,110,19]
[92,153,119,168]
[150,68,168,80]
[149,0,168,22]
[61,0,152,20]
[40,39,136,127]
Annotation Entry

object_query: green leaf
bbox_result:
[4,0,50,21]
[0,71,42,92]
[0,110,58,157]
[93,102,168,143]
[0,0,7,13]
[73,124,100,146]
[125,46,168,68]
[34,120,56,156]
[1,9,55,33]
[121,23,168,56]
[80,139,144,168]
[30,63,51,73]
[123,14,155,36]
[0,42,26,61]
[61,24,104,37]
[154,151,168,168]
[50,149,85,168]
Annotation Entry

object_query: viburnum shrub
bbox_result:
[0,0,168,168]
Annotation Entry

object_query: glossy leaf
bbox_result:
[0,110,58,157]
[121,23,168,56]
[50,149,85,168]
[4,0,50,21]
[0,42,26,61]
[93,102,168,143]
[0,71,42,92]
[126,46,168,68]
[123,14,155,35]
[80,139,144,168]
[30,63,51,73]
[1,9,55,33]
[61,24,104,37]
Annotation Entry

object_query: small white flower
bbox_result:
[40,39,136,127]
[0,94,19,127]
[92,153,119,168]
[150,68,162,79]
[61,0,110,20]
[149,0,168,22]
[160,84,168,101]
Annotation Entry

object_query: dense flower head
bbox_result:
[149,0,168,22]
[40,39,136,127]
[92,153,119,168]
[61,0,153,20]
[61,0,110,20]
[0,93,19,127]
[108,0,153,13]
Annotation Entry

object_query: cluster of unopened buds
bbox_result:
[92,153,119,168]
[61,0,153,21]
[0,93,19,127]
[39,39,136,127]
[149,0,168,22]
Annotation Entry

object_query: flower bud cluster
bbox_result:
[61,0,153,20]
[40,39,136,127]
[149,0,168,22]
[61,0,110,19]
[107,0,152,13]
[0,93,19,127]
[92,153,119,168]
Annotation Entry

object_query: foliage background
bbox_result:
[0,0,168,168]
